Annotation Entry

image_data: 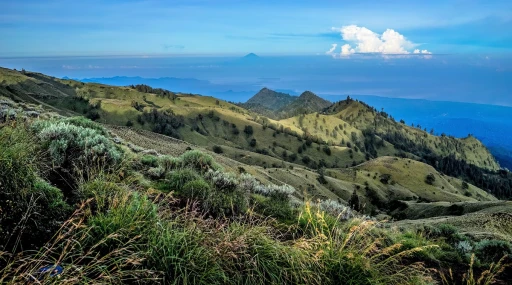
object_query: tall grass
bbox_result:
[440,254,511,285]
[0,201,159,284]
[0,123,70,252]
[297,202,435,285]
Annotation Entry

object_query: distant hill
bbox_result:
[241,88,331,119]
[278,90,331,117]
[245,88,296,110]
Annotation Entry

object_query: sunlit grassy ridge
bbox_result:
[2,67,510,203]
[325,100,499,170]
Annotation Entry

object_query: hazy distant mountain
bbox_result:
[243,53,259,59]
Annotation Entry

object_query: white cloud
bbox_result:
[326,44,337,55]
[413,49,432,54]
[327,25,431,58]
[341,44,355,55]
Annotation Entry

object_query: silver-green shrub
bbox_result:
[33,120,122,168]
[239,173,295,197]
[455,240,473,256]
[205,169,238,191]
[318,199,354,220]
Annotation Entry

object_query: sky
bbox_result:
[1,0,512,56]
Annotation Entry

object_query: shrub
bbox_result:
[205,169,238,191]
[253,194,295,221]
[380,174,392,184]
[318,199,354,220]
[141,154,159,167]
[204,170,248,216]
[249,138,257,147]
[158,155,180,172]
[61,116,108,135]
[33,120,122,178]
[239,173,295,199]
[85,109,100,120]
[348,190,361,212]
[447,204,464,215]
[455,240,473,256]
[181,179,211,200]
[255,184,295,198]
[161,169,200,192]
[180,150,219,172]
[147,166,165,179]
[212,145,223,154]
[425,173,436,185]
[474,239,512,264]
[243,125,254,135]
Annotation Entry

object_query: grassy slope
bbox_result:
[0,67,502,209]
[328,100,499,170]
[396,202,512,241]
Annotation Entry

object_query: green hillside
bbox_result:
[1,67,510,201]
[2,67,512,284]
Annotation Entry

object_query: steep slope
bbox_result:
[323,98,500,170]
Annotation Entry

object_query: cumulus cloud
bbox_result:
[341,44,355,55]
[326,25,431,58]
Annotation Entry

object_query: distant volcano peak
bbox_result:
[243,53,259,58]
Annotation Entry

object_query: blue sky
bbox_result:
[1,0,511,56]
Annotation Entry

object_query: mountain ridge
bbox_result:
[241,88,332,119]
[1,66,510,202]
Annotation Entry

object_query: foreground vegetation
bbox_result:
[1,113,511,284]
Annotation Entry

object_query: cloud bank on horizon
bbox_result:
[326,25,432,58]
